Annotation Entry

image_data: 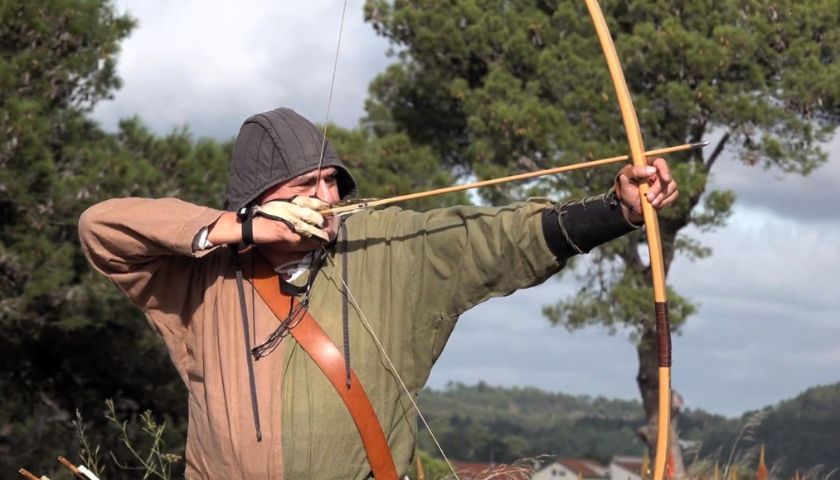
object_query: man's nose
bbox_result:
[314,178,332,200]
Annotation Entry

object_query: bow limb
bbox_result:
[583,2,673,480]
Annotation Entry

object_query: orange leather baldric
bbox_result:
[247,256,399,480]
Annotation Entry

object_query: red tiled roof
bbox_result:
[614,458,644,474]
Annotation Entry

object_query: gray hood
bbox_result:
[224,107,357,211]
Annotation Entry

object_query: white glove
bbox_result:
[254,196,330,242]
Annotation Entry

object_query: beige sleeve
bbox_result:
[78,197,225,319]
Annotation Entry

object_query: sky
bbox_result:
[91,0,840,418]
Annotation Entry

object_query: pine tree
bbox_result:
[362,0,840,475]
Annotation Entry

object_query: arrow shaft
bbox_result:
[322,141,704,216]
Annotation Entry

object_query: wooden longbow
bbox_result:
[584,1,673,479]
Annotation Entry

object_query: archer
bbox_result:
[79,107,677,479]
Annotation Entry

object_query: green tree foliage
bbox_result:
[697,384,840,478]
[362,0,840,464]
[327,126,468,210]
[406,449,453,480]
[418,382,648,463]
[0,1,237,474]
[749,384,840,477]
[1,0,137,472]
[416,382,840,476]
[0,1,465,474]
[416,382,733,464]
[1,112,232,476]
[5,0,839,476]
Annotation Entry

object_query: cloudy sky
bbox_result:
[91,0,840,418]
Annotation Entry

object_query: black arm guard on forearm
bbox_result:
[541,191,640,261]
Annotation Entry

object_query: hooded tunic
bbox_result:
[78,196,569,479]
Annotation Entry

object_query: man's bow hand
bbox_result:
[614,157,679,224]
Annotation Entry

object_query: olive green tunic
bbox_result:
[78,197,562,479]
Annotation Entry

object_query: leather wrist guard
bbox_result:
[541,191,639,260]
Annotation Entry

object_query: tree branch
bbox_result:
[705,131,731,172]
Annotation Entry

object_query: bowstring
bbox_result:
[321,246,461,480]
[317,4,458,477]
[315,0,349,188]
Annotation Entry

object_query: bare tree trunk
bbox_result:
[636,325,687,479]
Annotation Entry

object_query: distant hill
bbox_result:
[416,381,731,464]
[695,383,840,477]
[416,381,840,476]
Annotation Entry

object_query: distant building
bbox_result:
[609,456,645,480]
[532,458,608,480]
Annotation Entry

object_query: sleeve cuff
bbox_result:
[179,207,225,257]
[191,226,216,252]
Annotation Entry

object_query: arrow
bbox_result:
[321,141,706,217]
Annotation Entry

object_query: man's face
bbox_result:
[258,167,341,246]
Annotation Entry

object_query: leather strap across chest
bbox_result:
[247,256,399,480]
